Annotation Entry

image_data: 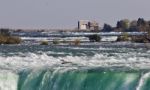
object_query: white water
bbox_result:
[0,52,150,90]
[0,71,18,90]
[0,47,150,90]
[0,51,150,71]
[101,36,118,41]
[136,72,150,90]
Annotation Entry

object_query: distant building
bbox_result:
[78,20,99,31]
[88,21,99,30]
[78,20,89,30]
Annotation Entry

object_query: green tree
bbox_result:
[103,23,112,32]
[137,18,146,26]
[130,20,137,27]
[0,28,10,36]
[117,19,130,30]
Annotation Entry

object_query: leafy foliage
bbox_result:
[103,23,113,32]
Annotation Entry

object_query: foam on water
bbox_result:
[136,72,150,90]
[0,50,150,72]
[0,71,18,90]
[0,45,150,90]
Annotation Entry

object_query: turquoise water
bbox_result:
[18,69,140,90]
[0,45,150,90]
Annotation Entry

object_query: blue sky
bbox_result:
[0,0,150,29]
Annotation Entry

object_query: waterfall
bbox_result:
[17,69,140,90]
[136,72,150,90]
[0,71,18,90]
[1,69,150,90]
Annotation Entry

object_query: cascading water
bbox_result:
[17,69,140,90]
[136,72,150,90]
[0,71,18,90]
[0,45,150,90]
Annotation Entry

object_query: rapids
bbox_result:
[0,45,150,90]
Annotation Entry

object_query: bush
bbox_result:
[73,39,80,45]
[0,35,7,44]
[0,34,21,44]
[116,32,131,41]
[122,32,129,40]
[131,36,150,43]
[6,36,21,44]
[62,40,67,43]
[0,28,10,36]
[53,39,60,44]
[88,34,101,42]
[40,41,48,45]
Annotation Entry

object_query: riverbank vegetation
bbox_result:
[40,41,48,45]
[73,39,80,45]
[102,18,150,32]
[102,18,150,43]
[53,39,60,45]
[88,34,101,42]
[0,29,21,44]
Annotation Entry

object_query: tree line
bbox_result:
[102,18,150,33]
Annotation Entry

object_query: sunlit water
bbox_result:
[0,44,150,90]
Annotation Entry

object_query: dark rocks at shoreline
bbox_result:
[131,36,150,43]
[116,35,150,43]
[116,36,131,42]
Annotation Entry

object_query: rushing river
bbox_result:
[0,44,150,90]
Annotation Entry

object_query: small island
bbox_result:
[0,29,21,44]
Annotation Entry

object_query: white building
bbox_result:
[78,20,89,30]
[78,20,99,31]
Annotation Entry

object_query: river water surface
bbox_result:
[0,44,150,90]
